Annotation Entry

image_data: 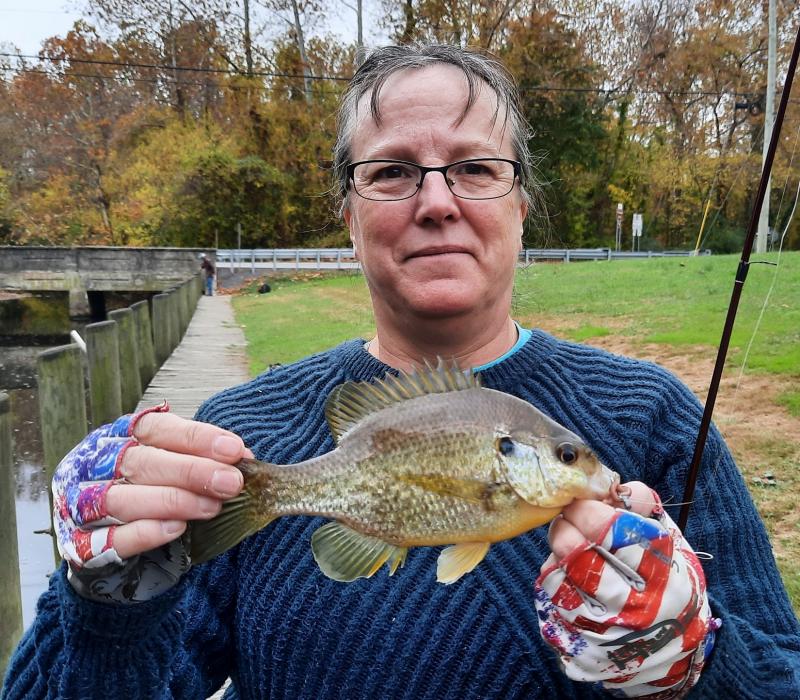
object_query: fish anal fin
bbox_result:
[436,542,491,584]
[324,360,481,443]
[311,522,408,582]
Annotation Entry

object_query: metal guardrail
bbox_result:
[215,247,709,272]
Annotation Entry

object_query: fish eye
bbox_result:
[497,436,515,456]
[556,442,579,465]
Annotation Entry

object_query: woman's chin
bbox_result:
[397,281,485,319]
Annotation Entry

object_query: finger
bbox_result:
[112,519,187,560]
[541,552,558,571]
[620,481,659,517]
[105,484,222,522]
[119,445,244,498]
[134,412,248,463]
[547,514,590,561]
[560,499,616,543]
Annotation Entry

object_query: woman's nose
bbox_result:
[414,171,461,225]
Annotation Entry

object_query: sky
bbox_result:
[0,0,83,56]
[0,0,388,59]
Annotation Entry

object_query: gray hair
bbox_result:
[333,44,539,216]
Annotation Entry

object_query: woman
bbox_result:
[3,44,798,699]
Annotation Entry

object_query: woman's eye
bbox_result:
[556,443,578,465]
[463,163,489,175]
[453,161,493,177]
[497,436,515,456]
[374,165,409,180]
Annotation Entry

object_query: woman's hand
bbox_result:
[52,404,250,603]
[535,481,720,698]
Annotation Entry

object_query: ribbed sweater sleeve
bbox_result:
[1,539,238,699]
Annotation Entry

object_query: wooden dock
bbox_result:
[137,294,246,699]
[136,294,249,418]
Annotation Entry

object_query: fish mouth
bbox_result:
[589,463,620,500]
[405,245,472,260]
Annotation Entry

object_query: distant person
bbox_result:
[3,44,798,700]
[200,253,215,296]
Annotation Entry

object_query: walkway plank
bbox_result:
[136,295,246,699]
[136,295,249,418]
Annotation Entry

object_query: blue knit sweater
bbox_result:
[3,331,800,699]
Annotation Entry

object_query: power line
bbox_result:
[0,66,346,97]
[2,51,793,101]
[0,51,350,82]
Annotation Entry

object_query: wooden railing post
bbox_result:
[37,344,88,564]
[151,293,171,366]
[179,282,191,336]
[108,308,142,413]
[131,299,157,390]
[85,321,122,427]
[0,392,24,679]
[166,289,180,352]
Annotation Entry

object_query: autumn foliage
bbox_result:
[0,0,799,251]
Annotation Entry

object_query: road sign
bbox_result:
[632,213,643,237]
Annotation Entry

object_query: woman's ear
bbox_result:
[344,207,359,258]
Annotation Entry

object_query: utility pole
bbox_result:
[757,0,776,253]
[356,0,365,66]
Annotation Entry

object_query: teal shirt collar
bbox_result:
[471,322,531,372]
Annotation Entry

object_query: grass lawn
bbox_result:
[231,252,800,613]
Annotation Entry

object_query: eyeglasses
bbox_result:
[346,158,523,202]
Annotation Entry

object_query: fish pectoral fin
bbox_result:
[436,542,491,585]
[311,522,408,583]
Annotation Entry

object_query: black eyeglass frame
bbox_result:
[345,157,524,202]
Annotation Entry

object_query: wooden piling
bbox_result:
[131,299,157,390]
[151,293,171,366]
[0,392,24,679]
[165,288,180,352]
[178,283,190,338]
[37,344,87,564]
[86,321,121,427]
[108,308,142,413]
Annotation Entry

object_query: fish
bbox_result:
[189,361,621,584]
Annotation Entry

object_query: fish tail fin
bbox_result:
[188,458,278,565]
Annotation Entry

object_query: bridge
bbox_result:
[0,247,213,316]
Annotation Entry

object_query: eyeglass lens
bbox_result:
[351,160,517,201]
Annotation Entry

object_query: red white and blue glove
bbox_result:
[52,403,190,603]
[535,491,721,698]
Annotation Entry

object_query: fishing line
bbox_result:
[731,119,800,391]
[697,126,765,252]
[678,20,800,531]
[690,104,800,525]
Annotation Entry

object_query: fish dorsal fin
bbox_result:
[311,521,408,582]
[325,358,481,444]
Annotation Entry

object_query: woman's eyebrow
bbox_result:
[359,139,504,163]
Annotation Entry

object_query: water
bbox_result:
[0,291,151,627]
[7,387,54,627]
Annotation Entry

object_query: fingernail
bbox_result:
[199,496,221,516]
[162,520,185,535]
[213,435,242,459]
[211,469,242,497]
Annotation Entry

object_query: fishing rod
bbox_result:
[678,21,800,531]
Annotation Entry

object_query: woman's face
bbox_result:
[344,64,528,324]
